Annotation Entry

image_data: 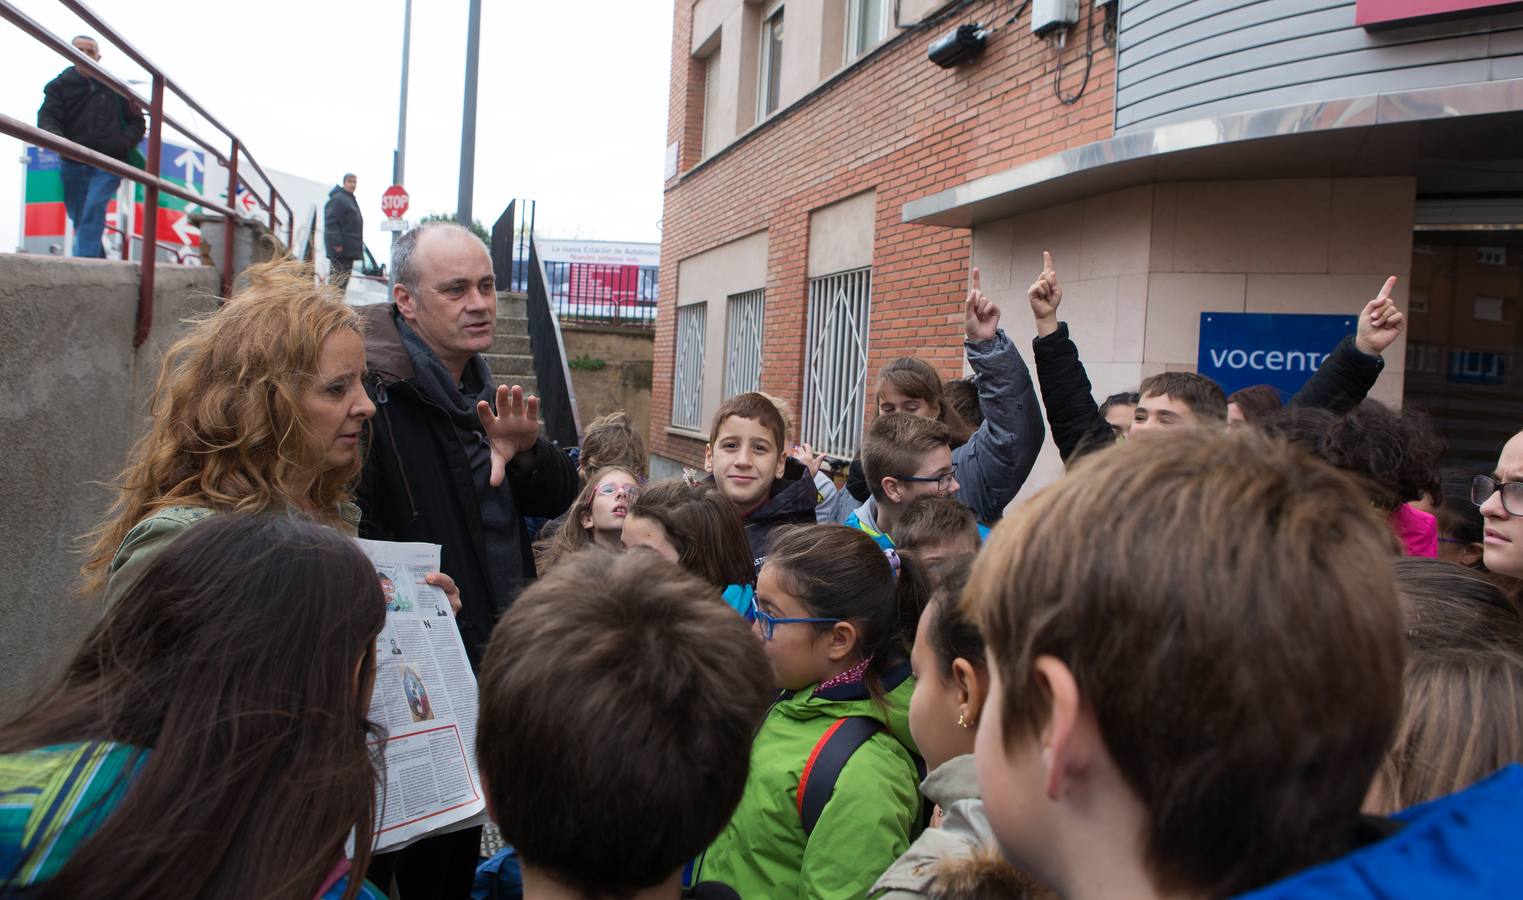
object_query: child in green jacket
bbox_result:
[697,524,932,899]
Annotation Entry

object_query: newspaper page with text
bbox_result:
[357,538,487,853]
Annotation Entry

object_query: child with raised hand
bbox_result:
[873,556,1053,900]
[624,480,759,616]
[476,549,772,900]
[1030,251,1406,462]
[532,466,640,573]
[824,266,1045,526]
[697,524,932,899]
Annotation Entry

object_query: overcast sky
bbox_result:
[0,0,672,258]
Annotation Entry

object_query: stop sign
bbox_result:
[381,184,410,219]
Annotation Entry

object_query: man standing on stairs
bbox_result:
[36,35,145,258]
[324,173,363,287]
[354,220,579,900]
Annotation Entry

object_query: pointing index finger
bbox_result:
[970,266,981,293]
[1377,276,1396,302]
[1043,250,1053,274]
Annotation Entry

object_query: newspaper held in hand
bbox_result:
[357,538,487,854]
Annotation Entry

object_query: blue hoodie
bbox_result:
[1235,764,1523,899]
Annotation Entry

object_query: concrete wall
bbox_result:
[808,190,876,277]
[561,324,655,456]
[974,176,1416,502]
[0,255,221,704]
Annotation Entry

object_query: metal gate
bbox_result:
[801,268,872,459]
[672,303,708,430]
[723,289,765,398]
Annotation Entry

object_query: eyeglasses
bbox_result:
[1472,475,1523,516]
[750,599,840,641]
[594,482,640,498]
[895,471,956,494]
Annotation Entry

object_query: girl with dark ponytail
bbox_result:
[697,524,931,899]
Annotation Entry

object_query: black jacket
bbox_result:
[355,305,579,664]
[742,458,820,570]
[1033,324,1385,465]
[324,185,364,260]
[1031,323,1118,463]
[37,68,145,161]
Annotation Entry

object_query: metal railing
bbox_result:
[103,223,189,264]
[541,260,659,328]
[1,0,293,346]
[491,198,535,294]
[490,200,582,448]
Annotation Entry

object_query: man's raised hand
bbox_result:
[1028,251,1062,337]
[965,267,1001,343]
[1354,276,1405,357]
[476,384,541,487]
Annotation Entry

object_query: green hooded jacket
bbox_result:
[697,661,923,899]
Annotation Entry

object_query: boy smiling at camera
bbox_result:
[704,392,818,569]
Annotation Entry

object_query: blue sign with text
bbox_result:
[1198,312,1356,400]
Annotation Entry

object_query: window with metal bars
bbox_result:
[723,289,765,398]
[801,268,872,459]
[672,303,707,431]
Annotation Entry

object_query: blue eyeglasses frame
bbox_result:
[750,599,841,641]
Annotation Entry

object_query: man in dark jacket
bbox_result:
[324,173,363,286]
[36,35,145,258]
[355,221,578,900]
[1026,252,1406,463]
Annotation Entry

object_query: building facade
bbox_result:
[655,0,1523,491]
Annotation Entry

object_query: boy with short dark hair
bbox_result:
[476,549,772,900]
[1129,372,1228,435]
[852,414,988,550]
[893,496,981,568]
[705,392,818,568]
[966,426,1521,899]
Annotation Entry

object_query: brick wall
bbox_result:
[654,0,1117,466]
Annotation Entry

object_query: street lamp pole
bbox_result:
[392,0,412,253]
[457,0,482,228]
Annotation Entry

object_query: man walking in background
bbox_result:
[325,173,363,287]
[36,35,145,258]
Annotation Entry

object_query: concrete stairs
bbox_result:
[486,291,538,397]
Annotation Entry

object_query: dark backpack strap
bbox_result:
[797,716,884,836]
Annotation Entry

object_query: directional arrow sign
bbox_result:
[171,213,199,246]
[174,147,203,186]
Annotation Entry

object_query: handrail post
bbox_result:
[118,180,131,260]
[268,187,277,233]
[134,74,164,348]
[224,138,239,297]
